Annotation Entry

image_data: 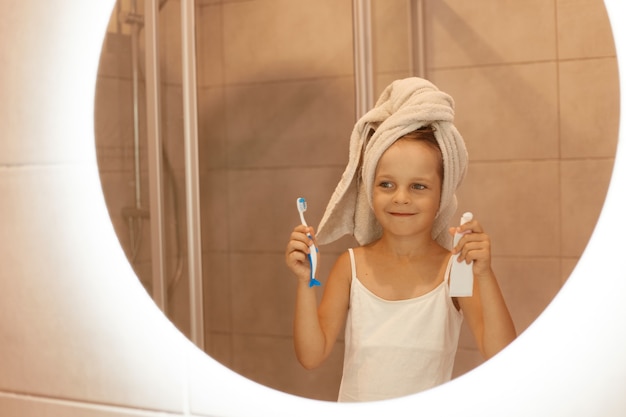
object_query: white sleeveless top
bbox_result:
[337,248,463,402]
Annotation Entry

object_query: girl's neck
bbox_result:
[370,232,444,260]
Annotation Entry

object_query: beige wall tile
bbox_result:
[98,33,132,79]
[228,167,346,252]
[200,170,230,251]
[452,348,483,379]
[203,252,232,333]
[230,253,297,336]
[0,394,179,417]
[374,71,414,97]
[457,320,478,350]
[222,0,353,84]
[94,75,148,180]
[558,0,616,59]
[425,0,556,68]
[431,63,559,161]
[492,257,562,334]
[158,1,183,85]
[561,158,615,257]
[198,0,241,5]
[371,0,412,75]
[225,77,354,169]
[559,57,620,159]
[455,161,561,257]
[131,259,154,296]
[0,166,187,412]
[206,332,234,369]
[561,257,580,283]
[0,3,100,165]
[231,334,343,401]
[458,320,478,350]
[198,86,228,170]
[196,4,224,87]
[455,257,562,352]
[187,344,297,416]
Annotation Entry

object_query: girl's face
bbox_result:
[372,139,443,239]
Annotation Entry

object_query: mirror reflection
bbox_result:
[94,0,618,401]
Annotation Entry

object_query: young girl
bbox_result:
[285,78,516,402]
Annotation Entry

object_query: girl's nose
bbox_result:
[393,188,410,204]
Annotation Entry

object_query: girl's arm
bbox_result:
[285,226,351,369]
[451,220,517,359]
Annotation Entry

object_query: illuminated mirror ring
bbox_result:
[90,1,626,415]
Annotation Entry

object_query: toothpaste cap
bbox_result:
[460,212,473,225]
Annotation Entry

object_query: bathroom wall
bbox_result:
[3,0,626,415]
[94,0,618,402]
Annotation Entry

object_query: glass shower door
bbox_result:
[143,0,204,349]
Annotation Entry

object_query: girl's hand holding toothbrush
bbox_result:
[286,225,319,285]
[289,197,321,287]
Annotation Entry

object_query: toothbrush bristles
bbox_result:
[297,197,307,212]
[297,197,308,226]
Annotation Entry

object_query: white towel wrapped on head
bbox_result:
[316,77,468,249]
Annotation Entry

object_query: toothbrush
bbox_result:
[296,197,321,287]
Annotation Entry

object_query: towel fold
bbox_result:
[316,77,468,249]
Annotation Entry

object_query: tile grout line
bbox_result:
[0,390,185,416]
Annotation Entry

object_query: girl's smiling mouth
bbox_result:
[389,212,415,217]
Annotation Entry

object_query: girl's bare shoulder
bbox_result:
[326,249,354,285]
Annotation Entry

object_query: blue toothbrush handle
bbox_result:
[307,237,321,287]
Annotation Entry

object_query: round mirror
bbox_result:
[94,0,618,401]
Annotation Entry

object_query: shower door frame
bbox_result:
[144,0,204,350]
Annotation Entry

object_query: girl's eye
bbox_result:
[379,181,393,189]
[412,183,426,190]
